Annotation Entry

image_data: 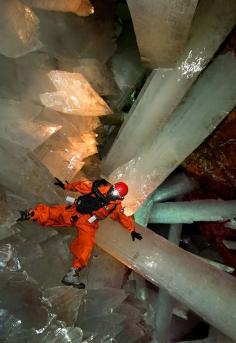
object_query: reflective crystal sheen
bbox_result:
[150,200,236,224]
[97,219,236,341]
[108,52,236,213]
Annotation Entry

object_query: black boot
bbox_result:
[17,210,30,222]
[61,268,85,289]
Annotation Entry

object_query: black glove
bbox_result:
[131,231,143,242]
[54,177,67,189]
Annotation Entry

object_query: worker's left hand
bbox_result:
[131,231,143,241]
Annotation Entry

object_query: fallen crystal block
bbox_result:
[40,71,112,116]
[44,286,85,326]
[0,275,49,330]
[0,0,42,58]
[78,312,126,340]
[78,288,127,320]
[81,246,128,290]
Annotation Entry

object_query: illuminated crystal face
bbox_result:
[30,0,94,16]
[40,71,112,116]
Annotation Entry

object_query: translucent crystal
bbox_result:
[35,110,100,180]
[34,3,116,64]
[40,71,112,116]
[0,137,61,205]
[0,274,49,330]
[57,58,117,96]
[28,0,94,16]
[34,131,86,181]
[0,0,42,58]
[0,118,61,151]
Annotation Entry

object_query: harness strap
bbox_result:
[93,204,117,221]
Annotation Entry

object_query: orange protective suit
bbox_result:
[30,180,135,269]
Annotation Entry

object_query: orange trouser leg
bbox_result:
[30,203,74,227]
[70,223,96,269]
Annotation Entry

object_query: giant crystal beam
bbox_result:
[102,0,236,175]
[96,219,236,341]
[134,172,196,227]
[108,51,236,214]
[127,0,198,68]
[150,200,236,224]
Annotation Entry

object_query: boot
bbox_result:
[17,210,30,222]
[61,268,85,289]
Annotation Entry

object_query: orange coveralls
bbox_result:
[30,180,135,269]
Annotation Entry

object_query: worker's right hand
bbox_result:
[54,177,66,189]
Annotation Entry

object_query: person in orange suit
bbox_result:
[17,178,142,288]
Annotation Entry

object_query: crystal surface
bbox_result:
[102,0,236,175]
[150,200,236,224]
[97,219,236,341]
[0,0,42,58]
[0,137,61,205]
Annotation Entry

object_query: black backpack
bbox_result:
[76,179,111,214]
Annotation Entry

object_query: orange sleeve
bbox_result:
[110,203,135,232]
[64,180,93,194]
